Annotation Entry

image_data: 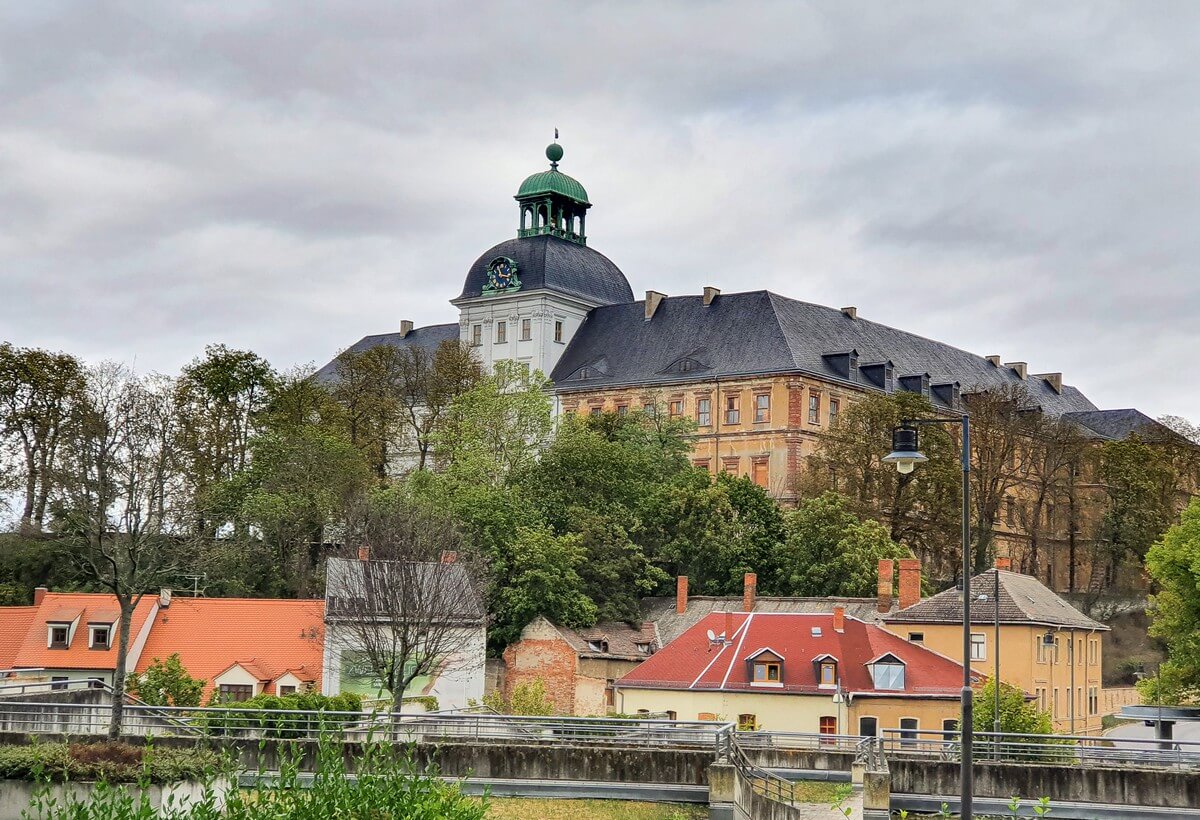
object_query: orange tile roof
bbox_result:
[12,593,158,672]
[0,607,38,672]
[134,597,325,699]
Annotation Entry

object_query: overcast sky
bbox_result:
[2,2,1198,420]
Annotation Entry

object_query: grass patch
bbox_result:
[483,798,707,819]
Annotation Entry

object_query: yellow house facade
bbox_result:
[882,561,1109,735]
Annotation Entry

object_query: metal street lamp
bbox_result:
[884,416,974,820]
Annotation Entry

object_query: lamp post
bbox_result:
[884,415,973,820]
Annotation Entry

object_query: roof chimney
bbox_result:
[877,559,894,613]
[33,586,47,606]
[440,550,458,564]
[703,286,720,306]
[645,291,666,321]
[742,572,757,613]
[159,588,172,609]
[724,610,733,643]
[995,556,1012,572]
[1004,362,1028,380]
[676,576,688,614]
[400,320,414,337]
[357,545,370,562]
[898,559,921,611]
[1035,372,1063,394]
[985,355,1001,367]
[841,306,857,320]
[832,605,845,633]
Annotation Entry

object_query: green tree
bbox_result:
[802,392,961,579]
[328,344,405,479]
[483,679,555,716]
[1141,496,1200,704]
[777,492,911,597]
[394,340,483,471]
[973,679,1054,735]
[492,524,597,647]
[0,343,86,533]
[128,653,205,707]
[1099,435,1178,572]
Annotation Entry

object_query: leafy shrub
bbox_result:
[0,742,219,783]
[483,679,554,715]
[128,654,206,707]
[201,691,363,738]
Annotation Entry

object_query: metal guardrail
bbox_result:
[0,700,734,748]
[735,730,865,753]
[0,678,106,697]
[881,728,1200,769]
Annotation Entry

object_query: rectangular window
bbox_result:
[669,399,683,419]
[554,320,564,343]
[51,676,68,691]
[819,715,838,735]
[829,398,840,426]
[722,458,740,476]
[520,318,531,340]
[49,625,69,648]
[754,393,770,423]
[1005,498,1016,526]
[590,406,603,416]
[899,717,919,745]
[1088,686,1098,716]
[808,393,821,425]
[693,459,711,472]
[738,713,758,731]
[724,395,740,424]
[616,404,628,416]
[696,397,711,426]
[278,685,297,697]
[907,632,924,644]
[859,716,878,738]
[753,662,781,682]
[819,662,836,687]
[88,677,104,689]
[219,684,253,703]
[1053,688,1060,718]
[751,458,769,488]
[89,625,110,650]
[970,632,986,661]
[471,324,482,346]
[495,321,507,343]
[1089,638,1099,665]
[642,402,656,415]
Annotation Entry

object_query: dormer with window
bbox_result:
[821,349,859,381]
[868,653,907,691]
[48,623,70,649]
[586,639,609,654]
[745,648,784,687]
[860,361,894,392]
[812,654,839,689]
[88,623,112,650]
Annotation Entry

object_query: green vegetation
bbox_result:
[0,741,219,784]
[128,654,206,707]
[1140,495,1200,704]
[483,799,707,819]
[201,692,363,738]
[973,679,1071,762]
[483,679,554,716]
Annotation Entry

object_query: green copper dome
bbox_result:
[516,169,590,204]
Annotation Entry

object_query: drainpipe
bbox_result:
[1069,629,1076,735]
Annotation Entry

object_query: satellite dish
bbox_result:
[706,629,717,642]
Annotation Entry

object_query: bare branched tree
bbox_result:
[325,499,486,712]
[54,364,182,737]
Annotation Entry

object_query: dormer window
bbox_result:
[89,624,111,650]
[754,662,781,683]
[587,640,609,653]
[869,654,907,691]
[819,661,837,687]
[746,648,785,687]
[48,625,69,649]
[635,642,653,655]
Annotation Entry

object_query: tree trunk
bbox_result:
[20,461,37,534]
[108,601,135,739]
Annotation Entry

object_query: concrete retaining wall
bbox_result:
[891,759,1200,810]
[0,778,230,820]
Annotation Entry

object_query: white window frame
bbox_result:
[88,624,112,650]
[970,632,986,661]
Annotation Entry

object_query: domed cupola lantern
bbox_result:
[516,133,591,245]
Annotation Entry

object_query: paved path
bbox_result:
[1107,719,1200,743]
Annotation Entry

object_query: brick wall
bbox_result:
[501,619,580,714]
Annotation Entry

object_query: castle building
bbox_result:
[322,141,1176,590]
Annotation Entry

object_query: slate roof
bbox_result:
[884,569,1108,631]
[551,291,1097,417]
[618,612,970,696]
[135,597,326,700]
[1062,409,1174,441]
[456,235,633,306]
[643,595,890,645]
[313,323,460,383]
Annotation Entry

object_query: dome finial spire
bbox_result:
[546,129,563,170]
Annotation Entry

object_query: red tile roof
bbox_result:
[11,593,158,672]
[134,597,325,700]
[618,612,971,697]
[0,607,38,672]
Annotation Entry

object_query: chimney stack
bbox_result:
[995,556,1012,571]
[33,586,47,606]
[1035,372,1063,394]
[357,545,371,562]
[985,355,1001,367]
[898,558,922,611]
[877,559,894,613]
[841,306,857,320]
[440,550,458,564]
[742,572,757,613]
[159,588,172,609]
[676,576,688,614]
[703,286,720,306]
[400,320,414,337]
[645,291,666,320]
[1004,361,1028,380]
[833,605,845,633]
